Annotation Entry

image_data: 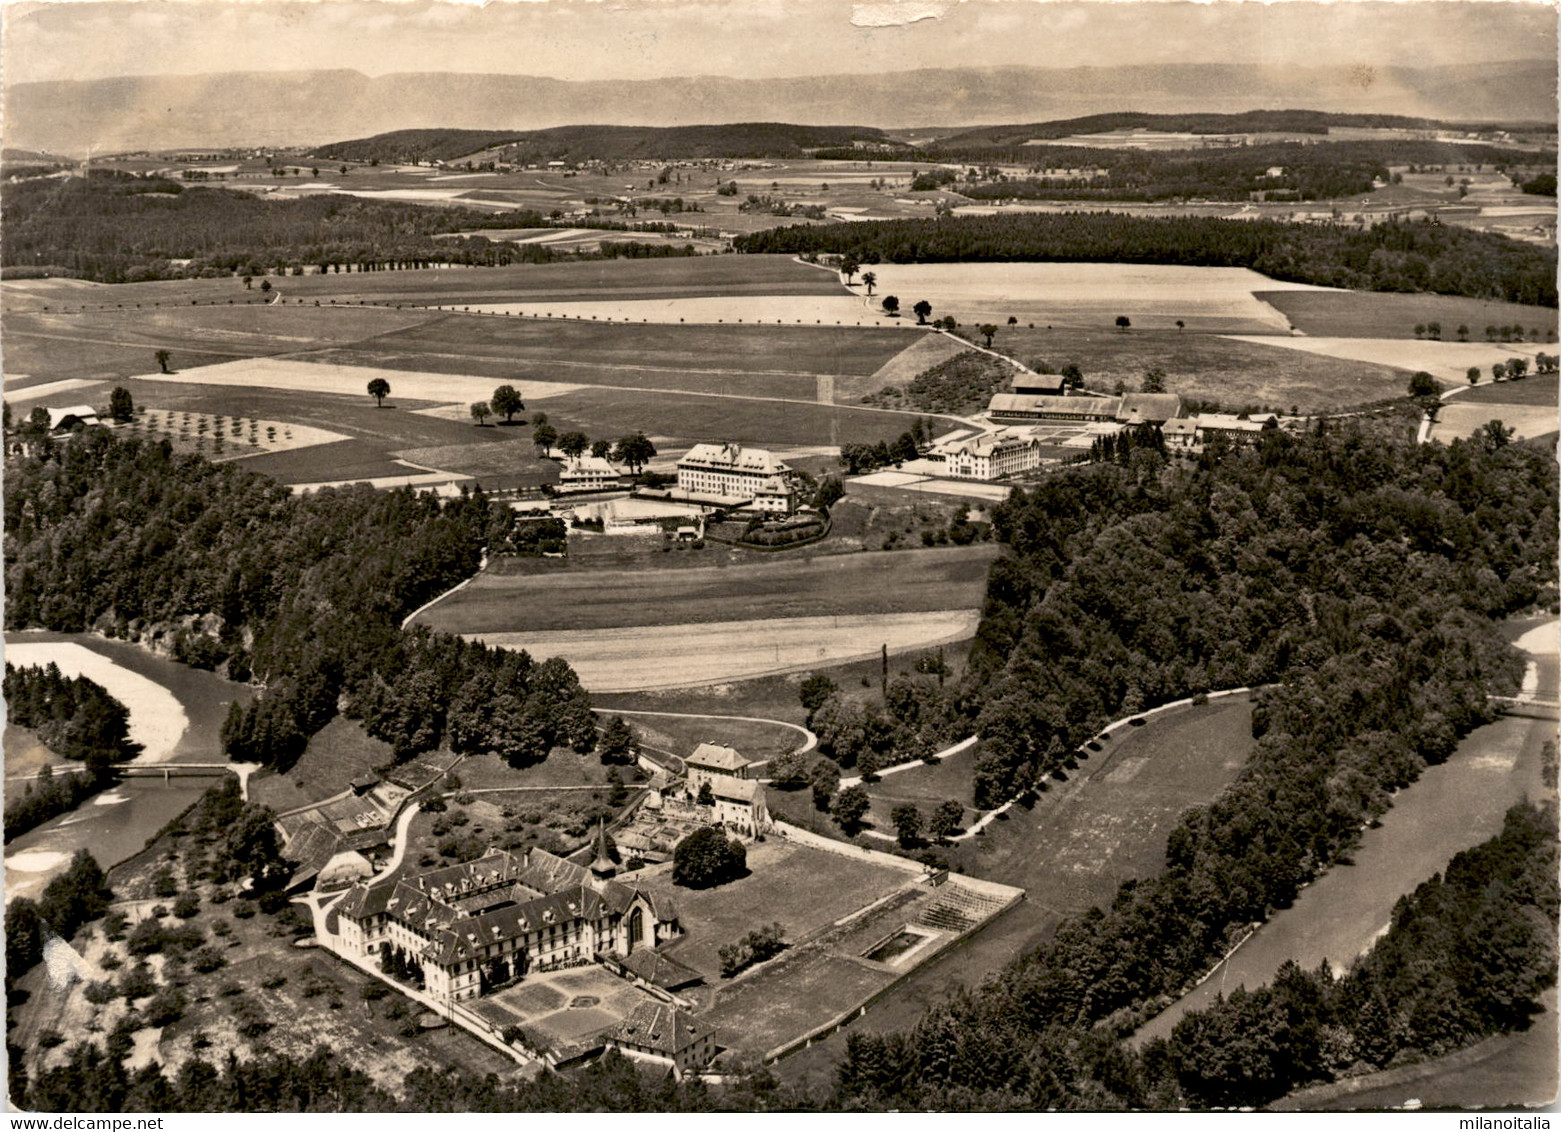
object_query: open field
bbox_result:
[453,749,616,791]
[254,718,395,811]
[1256,289,1558,341]
[985,325,1418,413]
[418,545,997,635]
[632,838,911,979]
[469,611,981,693]
[776,696,1255,1090]
[463,294,911,327]
[2,255,842,311]
[855,262,1339,333]
[1429,401,1558,444]
[612,714,807,765]
[1453,376,1559,407]
[1223,335,1549,387]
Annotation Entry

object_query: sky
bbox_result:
[2,0,1556,87]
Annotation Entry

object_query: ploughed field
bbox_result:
[413,544,999,635]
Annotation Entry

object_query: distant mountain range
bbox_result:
[7,61,1555,156]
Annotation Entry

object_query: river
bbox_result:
[1133,619,1558,1057]
[4,632,252,903]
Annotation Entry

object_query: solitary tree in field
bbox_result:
[1414,323,1426,339]
[891,804,923,849]
[1175,319,1185,331]
[242,274,253,290]
[1115,315,1131,333]
[929,799,965,843]
[1491,362,1508,382]
[1486,325,1499,342]
[831,785,870,832]
[1007,315,1019,327]
[532,422,558,455]
[861,271,877,296]
[108,387,134,423]
[612,433,657,475]
[154,350,171,375]
[367,377,390,408]
[470,401,491,426]
[260,280,272,295]
[912,299,932,325]
[1457,324,1470,341]
[1427,321,1442,340]
[1467,366,1482,385]
[881,295,900,316]
[1407,371,1438,399]
[557,431,589,459]
[840,256,860,285]
[490,384,524,423]
[978,323,998,348]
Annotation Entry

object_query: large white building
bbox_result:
[557,455,624,494]
[944,431,1046,481]
[331,844,680,1002]
[675,443,796,512]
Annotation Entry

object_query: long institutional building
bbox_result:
[332,843,680,1002]
[674,442,797,512]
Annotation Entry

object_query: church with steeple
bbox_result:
[332,838,681,1003]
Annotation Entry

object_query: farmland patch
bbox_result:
[470,611,982,692]
[416,545,998,635]
[1223,335,1547,386]
[1256,290,1558,341]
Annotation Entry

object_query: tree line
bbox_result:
[821,416,1557,1107]
[5,430,592,772]
[736,213,1558,307]
[0,175,551,283]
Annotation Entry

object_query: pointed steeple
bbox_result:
[590,819,616,882]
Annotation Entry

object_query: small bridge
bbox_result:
[1491,696,1561,721]
[117,764,236,781]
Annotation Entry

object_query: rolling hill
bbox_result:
[6,60,1555,156]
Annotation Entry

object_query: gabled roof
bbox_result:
[686,743,750,772]
[1116,393,1183,424]
[988,393,1120,418]
[609,1001,705,1054]
[620,948,703,990]
[710,777,764,804]
[678,443,789,476]
[46,405,98,430]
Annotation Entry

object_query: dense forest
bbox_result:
[3,664,141,840]
[0,175,549,283]
[312,123,895,165]
[4,431,595,771]
[737,213,1558,306]
[816,418,1558,1108]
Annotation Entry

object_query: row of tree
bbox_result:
[739,214,1558,307]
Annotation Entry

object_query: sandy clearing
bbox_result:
[863,477,1016,503]
[469,610,981,692]
[1429,402,1558,444]
[1515,621,1560,658]
[459,295,908,327]
[131,356,568,406]
[858,263,1338,331]
[4,850,71,873]
[5,378,106,403]
[853,470,927,487]
[1224,336,1546,384]
[3,642,188,764]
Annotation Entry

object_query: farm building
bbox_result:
[987,393,1120,423]
[1163,417,1199,449]
[1009,373,1066,397]
[557,455,625,493]
[675,443,797,513]
[1196,413,1279,442]
[684,743,753,792]
[604,1001,716,1078]
[45,405,101,432]
[331,843,681,1002]
[1116,393,1184,425]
